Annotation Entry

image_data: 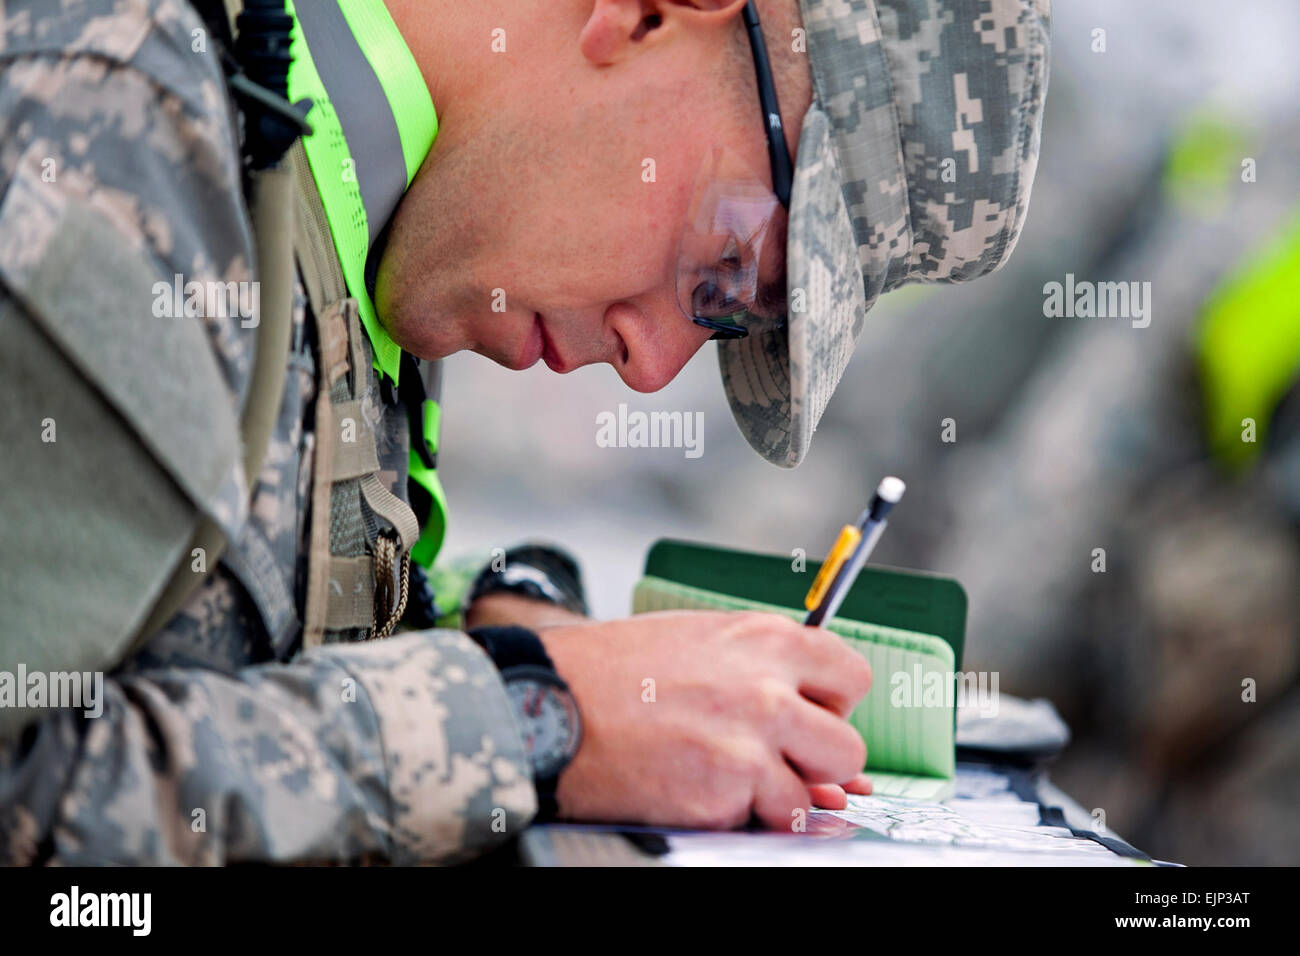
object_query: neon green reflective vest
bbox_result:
[287,0,447,566]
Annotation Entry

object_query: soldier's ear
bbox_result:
[579,0,748,65]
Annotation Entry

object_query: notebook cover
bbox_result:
[643,538,966,670]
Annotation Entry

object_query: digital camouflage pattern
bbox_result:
[0,0,533,864]
[722,0,1052,466]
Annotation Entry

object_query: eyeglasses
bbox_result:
[684,3,795,340]
[676,151,788,339]
[742,2,794,209]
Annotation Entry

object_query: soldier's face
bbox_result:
[374,0,809,393]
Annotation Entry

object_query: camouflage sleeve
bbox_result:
[0,0,535,864]
[0,630,536,864]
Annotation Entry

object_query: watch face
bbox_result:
[505,666,582,781]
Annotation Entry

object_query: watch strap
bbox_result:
[535,793,559,823]
[467,625,572,823]
[466,624,556,675]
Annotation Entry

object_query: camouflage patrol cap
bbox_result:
[720,0,1052,467]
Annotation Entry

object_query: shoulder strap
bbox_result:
[132,161,297,648]
[131,0,300,647]
[290,140,421,646]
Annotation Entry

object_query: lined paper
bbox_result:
[633,577,956,790]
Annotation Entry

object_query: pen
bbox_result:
[803,477,906,627]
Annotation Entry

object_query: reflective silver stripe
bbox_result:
[294,0,408,246]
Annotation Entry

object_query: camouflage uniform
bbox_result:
[0,0,1054,864]
[0,0,533,865]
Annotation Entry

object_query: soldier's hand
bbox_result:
[807,773,874,809]
[538,610,872,831]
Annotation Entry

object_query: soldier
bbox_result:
[0,0,1048,863]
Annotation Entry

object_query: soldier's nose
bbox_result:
[605,303,708,393]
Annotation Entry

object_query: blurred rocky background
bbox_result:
[435,0,1300,865]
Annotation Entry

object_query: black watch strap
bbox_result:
[467,625,571,823]
[467,625,555,673]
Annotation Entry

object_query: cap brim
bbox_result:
[721,0,1050,467]
[719,104,866,468]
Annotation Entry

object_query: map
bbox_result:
[662,764,1143,866]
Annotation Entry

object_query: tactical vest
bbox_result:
[292,140,424,643]
[140,0,448,647]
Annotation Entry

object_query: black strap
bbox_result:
[400,351,435,469]
[232,0,312,169]
[191,0,236,50]
[195,0,311,172]
[467,625,566,823]
[466,626,554,674]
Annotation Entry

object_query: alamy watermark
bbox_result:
[595,403,704,459]
[50,886,150,936]
[890,665,999,718]
[0,665,103,718]
[152,274,260,327]
[1042,273,1151,328]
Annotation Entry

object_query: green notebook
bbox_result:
[632,539,968,799]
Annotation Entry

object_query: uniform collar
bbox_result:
[288,0,437,384]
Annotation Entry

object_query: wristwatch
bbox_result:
[466,544,589,617]
[467,625,582,821]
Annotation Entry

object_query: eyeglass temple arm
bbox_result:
[743,3,794,208]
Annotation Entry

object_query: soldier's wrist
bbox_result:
[467,625,582,822]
